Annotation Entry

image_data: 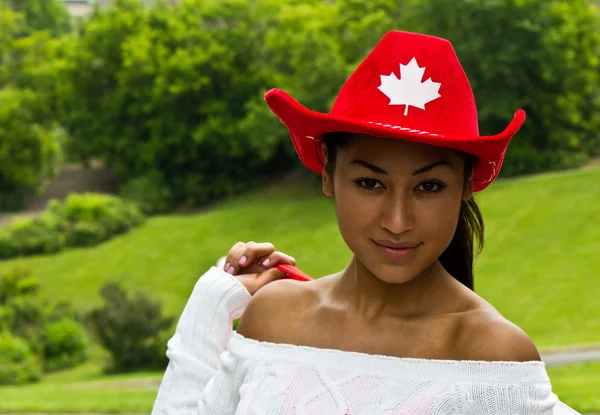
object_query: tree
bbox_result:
[59,0,347,206]
[0,5,65,210]
[1,0,71,37]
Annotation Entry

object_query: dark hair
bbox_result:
[321,132,484,291]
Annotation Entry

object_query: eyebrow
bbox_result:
[349,160,454,175]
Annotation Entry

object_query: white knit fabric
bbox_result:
[152,267,577,415]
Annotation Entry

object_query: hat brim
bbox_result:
[265,89,525,192]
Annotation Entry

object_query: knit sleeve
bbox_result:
[458,379,559,414]
[151,266,251,415]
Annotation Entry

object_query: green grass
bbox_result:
[1,166,600,413]
[549,362,600,413]
[0,362,161,413]
[475,167,600,348]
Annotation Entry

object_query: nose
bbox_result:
[379,191,414,235]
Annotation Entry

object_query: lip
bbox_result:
[374,239,420,249]
[373,239,420,260]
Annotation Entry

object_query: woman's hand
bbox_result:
[223,241,296,295]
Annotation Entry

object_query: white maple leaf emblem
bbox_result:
[377,57,441,116]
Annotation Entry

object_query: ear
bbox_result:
[462,169,474,201]
[321,144,334,197]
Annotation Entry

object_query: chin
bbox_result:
[365,262,420,285]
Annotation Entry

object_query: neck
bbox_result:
[332,257,455,321]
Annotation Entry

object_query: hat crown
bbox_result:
[330,31,479,137]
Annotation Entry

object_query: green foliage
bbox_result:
[1,0,71,38]
[0,4,66,211]
[57,0,346,207]
[333,0,408,66]
[43,319,91,372]
[404,0,600,176]
[0,228,17,259]
[66,221,106,247]
[0,332,42,386]
[8,217,65,256]
[0,88,63,211]
[85,282,174,373]
[119,171,173,215]
[0,266,91,383]
[0,194,144,259]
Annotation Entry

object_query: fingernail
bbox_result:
[225,262,230,271]
[262,258,270,266]
[227,267,235,275]
[239,256,247,265]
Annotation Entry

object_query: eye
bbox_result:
[415,180,446,193]
[353,178,384,191]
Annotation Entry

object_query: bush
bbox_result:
[0,193,145,259]
[8,217,65,256]
[43,318,91,372]
[119,171,173,215]
[86,282,174,373]
[0,266,48,355]
[55,193,144,235]
[0,332,42,385]
[0,228,17,259]
[404,0,600,176]
[65,221,106,247]
[0,266,92,378]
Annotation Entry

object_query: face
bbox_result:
[322,134,473,285]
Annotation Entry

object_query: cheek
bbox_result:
[416,195,462,247]
[332,184,377,245]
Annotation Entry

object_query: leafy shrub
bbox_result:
[0,193,145,259]
[0,266,48,355]
[0,265,40,305]
[0,228,17,259]
[0,266,92,379]
[65,221,106,247]
[86,282,174,373]
[8,217,65,256]
[119,171,173,215]
[0,332,42,385]
[43,318,91,372]
[55,193,144,234]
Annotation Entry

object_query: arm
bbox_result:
[151,267,250,415]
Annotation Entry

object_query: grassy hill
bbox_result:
[1,166,599,349]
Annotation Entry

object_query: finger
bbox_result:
[224,241,245,272]
[261,251,296,268]
[256,267,286,287]
[230,242,275,273]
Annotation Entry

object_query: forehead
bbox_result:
[337,134,461,167]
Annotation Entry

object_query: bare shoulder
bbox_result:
[456,304,541,362]
[236,278,321,343]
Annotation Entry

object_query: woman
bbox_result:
[152,31,579,414]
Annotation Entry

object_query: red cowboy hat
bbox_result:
[264,31,525,191]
